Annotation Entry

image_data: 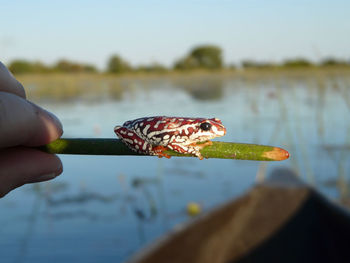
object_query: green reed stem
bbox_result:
[38,138,289,161]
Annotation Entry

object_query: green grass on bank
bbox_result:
[16,67,350,102]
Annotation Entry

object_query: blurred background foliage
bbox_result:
[8,44,350,75]
[174,45,223,70]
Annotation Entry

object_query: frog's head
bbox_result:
[189,117,226,142]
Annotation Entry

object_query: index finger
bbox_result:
[0,92,63,148]
[0,62,26,98]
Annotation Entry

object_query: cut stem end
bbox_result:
[262,147,290,161]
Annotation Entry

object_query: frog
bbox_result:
[114,116,226,160]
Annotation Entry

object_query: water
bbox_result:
[1,74,350,262]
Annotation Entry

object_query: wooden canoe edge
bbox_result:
[126,168,343,263]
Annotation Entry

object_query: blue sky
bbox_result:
[1,0,349,69]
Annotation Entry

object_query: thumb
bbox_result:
[0,147,62,198]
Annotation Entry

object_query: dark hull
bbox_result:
[127,169,350,263]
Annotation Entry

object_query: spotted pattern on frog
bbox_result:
[114,116,226,159]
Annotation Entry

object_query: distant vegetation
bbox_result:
[135,63,168,73]
[107,55,132,74]
[7,44,350,74]
[283,58,313,68]
[8,59,97,74]
[174,45,223,70]
[8,60,50,74]
[54,60,97,73]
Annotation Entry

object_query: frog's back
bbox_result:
[124,116,202,145]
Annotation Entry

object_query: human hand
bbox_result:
[0,62,63,197]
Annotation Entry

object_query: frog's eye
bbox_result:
[200,122,212,131]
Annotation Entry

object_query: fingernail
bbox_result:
[28,102,64,136]
[37,173,57,182]
[47,111,63,134]
[56,162,63,175]
[16,80,26,98]
[29,101,61,129]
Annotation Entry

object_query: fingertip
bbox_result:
[0,94,64,148]
[23,152,63,184]
[36,108,64,144]
[23,101,64,146]
[46,110,64,137]
[0,148,63,197]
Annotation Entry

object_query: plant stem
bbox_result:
[38,138,289,161]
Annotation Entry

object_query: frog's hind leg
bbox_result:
[114,126,151,154]
[114,126,171,158]
[151,146,171,159]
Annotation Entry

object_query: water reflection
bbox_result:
[25,74,228,103]
[2,72,350,262]
[46,192,120,206]
[173,75,224,101]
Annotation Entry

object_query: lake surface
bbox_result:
[1,73,350,262]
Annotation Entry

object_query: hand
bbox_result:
[0,62,63,197]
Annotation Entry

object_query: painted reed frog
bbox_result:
[114,116,226,159]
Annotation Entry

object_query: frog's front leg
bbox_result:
[167,141,212,160]
[114,126,171,158]
[190,141,212,160]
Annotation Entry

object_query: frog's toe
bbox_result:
[192,150,204,160]
[152,146,171,159]
[198,140,213,148]
[157,152,171,159]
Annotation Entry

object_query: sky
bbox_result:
[1,0,349,69]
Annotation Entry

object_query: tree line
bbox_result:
[7,45,350,74]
